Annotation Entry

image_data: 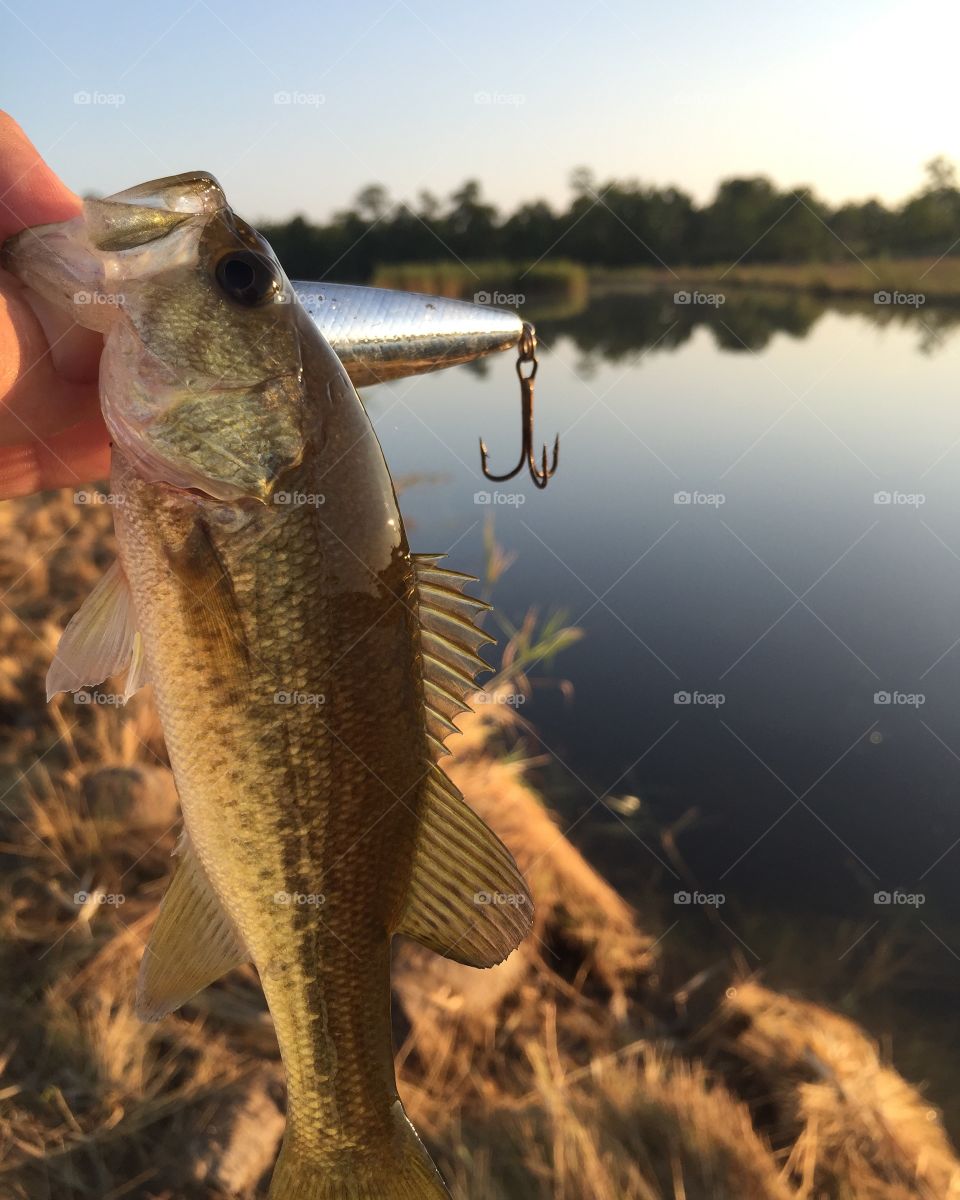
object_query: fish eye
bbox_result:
[215,249,281,306]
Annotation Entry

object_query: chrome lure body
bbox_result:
[293,282,523,386]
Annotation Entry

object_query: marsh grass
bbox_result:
[370,260,589,308]
[589,259,960,304]
[370,257,960,310]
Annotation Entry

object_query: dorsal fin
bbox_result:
[412,554,494,757]
[396,555,532,967]
[395,765,532,966]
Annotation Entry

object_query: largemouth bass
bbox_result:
[2,173,532,1199]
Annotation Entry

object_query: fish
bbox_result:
[2,172,532,1199]
[294,281,524,387]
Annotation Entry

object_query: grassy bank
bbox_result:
[2,491,960,1197]
[370,257,960,307]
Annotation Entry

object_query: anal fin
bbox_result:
[396,764,532,968]
[136,833,248,1021]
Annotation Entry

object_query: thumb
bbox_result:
[0,112,82,242]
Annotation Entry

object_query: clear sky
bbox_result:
[2,0,957,222]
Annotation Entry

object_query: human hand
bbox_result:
[0,113,107,498]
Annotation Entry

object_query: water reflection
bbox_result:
[533,287,960,363]
[372,291,960,941]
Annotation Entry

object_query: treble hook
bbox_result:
[479,321,558,490]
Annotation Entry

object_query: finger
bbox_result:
[0,119,102,422]
[0,414,111,499]
[3,278,103,389]
[0,112,81,240]
[0,283,102,443]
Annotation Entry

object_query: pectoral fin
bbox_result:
[46,560,150,701]
[136,833,248,1021]
[396,764,532,968]
[165,518,250,675]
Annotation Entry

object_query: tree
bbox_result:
[354,184,391,223]
[260,155,960,284]
[500,201,558,260]
[569,166,596,199]
[924,156,957,194]
[445,181,498,253]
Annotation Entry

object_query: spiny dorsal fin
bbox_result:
[395,764,532,966]
[400,555,532,966]
[136,832,248,1021]
[412,554,494,757]
[47,559,150,702]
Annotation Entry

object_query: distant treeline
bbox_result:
[262,159,960,283]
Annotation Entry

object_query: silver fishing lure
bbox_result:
[294,281,523,386]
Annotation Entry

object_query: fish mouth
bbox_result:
[1,218,110,324]
[104,172,227,216]
[1,177,218,330]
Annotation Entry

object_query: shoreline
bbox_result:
[370,258,960,308]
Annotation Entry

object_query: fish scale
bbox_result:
[114,450,429,1170]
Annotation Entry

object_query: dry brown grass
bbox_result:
[0,490,957,1198]
[436,1053,797,1200]
[707,982,960,1198]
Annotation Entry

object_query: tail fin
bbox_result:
[268,1103,449,1199]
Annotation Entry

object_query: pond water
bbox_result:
[366,290,960,951]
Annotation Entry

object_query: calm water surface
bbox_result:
[366,292,960,947]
